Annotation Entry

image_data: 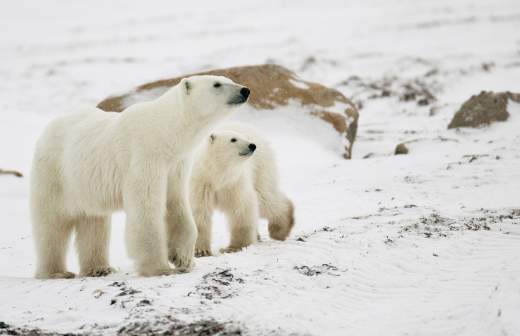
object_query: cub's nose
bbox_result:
[240,87,250,100]
[248,143,256,152]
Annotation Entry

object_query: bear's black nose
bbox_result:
[248,143,256,152]
[240,87,250,99]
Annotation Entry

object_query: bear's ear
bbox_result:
[181,78,191,95]
[209,134,216,143]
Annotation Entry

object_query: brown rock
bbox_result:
[97,64,359,159]
[448,91,520,129]
[394,143,409,155]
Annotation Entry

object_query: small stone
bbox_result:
[395,143,409,155]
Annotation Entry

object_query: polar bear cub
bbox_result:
[190,123,295,256]
[30,75,250,278]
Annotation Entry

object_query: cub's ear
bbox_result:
[209,134,216,143]
[181,78,191,95]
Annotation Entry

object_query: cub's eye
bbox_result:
[213,82,221,88]
[230,138,237,143]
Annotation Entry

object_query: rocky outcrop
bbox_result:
[97,64,359,159]
[448,91,520,129]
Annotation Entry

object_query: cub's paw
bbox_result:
[40,271,76,279]
[219,246,245,254]
[82,266,116,277]
[195,248,212,258]
[157,268,175,276]
[139,266,175,277]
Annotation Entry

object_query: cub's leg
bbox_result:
[166,161,197,271]
[191,184,214,257]
[193,204,214,257]
[75,215,115,277]
[124,167,172,277]
[219,181,259,253]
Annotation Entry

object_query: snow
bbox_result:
[1,0,520,335]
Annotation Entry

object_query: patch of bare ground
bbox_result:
[294,226,335,242]
[117,316,242,336]
[0,318,242,336]
[0,321,81,336]
[190,268,244,302]
[337,75,438,111]
[399,209,520,238]
[293,264,341,277]
[446,154,502,170]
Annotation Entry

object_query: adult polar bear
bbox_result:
[30,75,250,278]
[191,123,294,256]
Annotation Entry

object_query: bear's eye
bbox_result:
[213,82,221,88]
[230,138,237,143]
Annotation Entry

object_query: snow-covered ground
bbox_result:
[1,0,520,335]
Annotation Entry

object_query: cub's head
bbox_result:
[207,130,257,167]
[179,75,250,118]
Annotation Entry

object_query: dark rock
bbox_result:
[394,143,409,155]
[448,91,520,129]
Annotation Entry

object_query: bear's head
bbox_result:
[179,75,250,119]
[207,130,257,168]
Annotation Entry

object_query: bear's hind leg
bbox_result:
[75,215,115,277]
[262,194,295,241]
[33,212,75,279]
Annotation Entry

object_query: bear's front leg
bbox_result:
[124,167,172,277]
[166,161,197,272]
[219,182,259,253]
[75,215,115,277]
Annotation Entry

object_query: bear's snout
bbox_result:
[240,87,250,100]
[248,143,256,152]
[227,86,250,105]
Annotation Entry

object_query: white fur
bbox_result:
[190,123,295,256]
[30,75,248,278]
